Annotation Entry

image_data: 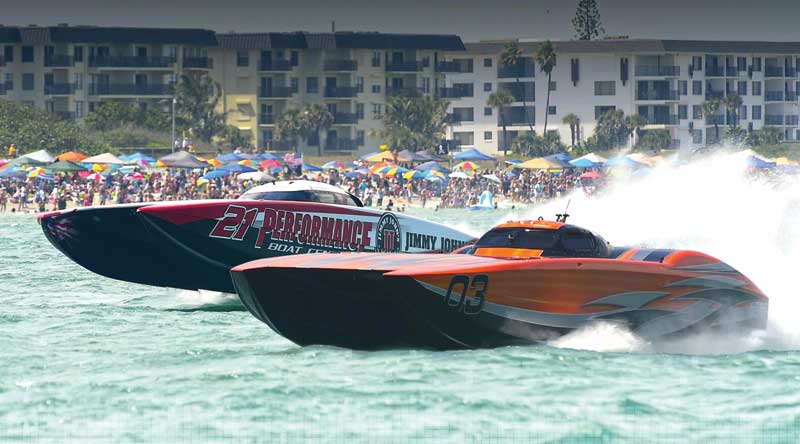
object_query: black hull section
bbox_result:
[40,205,236,292]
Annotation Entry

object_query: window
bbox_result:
[236,50,249,67]
[739,105,747,120]
[737,57,747,72]
[452,107,474,122]
[306,77,318,94]
[423,77,430,94]
[752,81,761,96]
[692,56,702,71]
[549,81,557,91]
[371,84,381,94]
[483,82,492,92]
[752,105,762,120]
[594,106,615,120]
[75,101,84,118]
[679,80,687,96]
[692,129,703,144]
[372,103,381,119]
[752,57,762,71]
[678,105,688,120]
[3,46,12,63]
[548,106,557,115]
[22,73,33,90]
[483,58,492,67]
[356,76,364,93]
[692,80,703,95]
[73,73,82,90]
[371,51,381,67]
[73,46,83,62]
[356,103,364,119]
[452,131,474,146]
[290,77,298,93]
[693,104,701,120]
[738,81,747,96]
[89,102,95,113]
[484,131,493,141]
[484,107,493,116]
[594,81,615,96]
[22,46,33,62]
[356,130,365,146]
[290,51,299,66]
[421,56,430,68]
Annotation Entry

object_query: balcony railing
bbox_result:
[765,115,784,125]
[89,56,175,68]
[726,66,739,77]
[183,57,213,69]
[635,65,680,77]
[448,113,475,124]
[765,67,784,77]
[324,86,358,98]
[386,60,422,72]
[787,115,799,126]
[324,138,359,151]
[44,83,77,95]
[89,84,170,95]
[258,59,292,71]
[259,86,293,98]
[786,92,798,101]
[642,114,678,125]
[705,115,726,125]
[259,114,275,125]
[438,87,474,99]
[705,90,724,100]
[497,65,535,78]
[765,91,784,101]
[323,59,357,71]
[636,90,678,101]
[786,68,798,77]
[333,112,358,124]
[44,54,74,67]
[436,61,473,73]
[386,86,424,96]
[705,66,725,77]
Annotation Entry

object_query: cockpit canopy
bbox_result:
[470,222,612,259]
[238,180,363,207]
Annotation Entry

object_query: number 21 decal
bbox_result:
[444,274,488,315]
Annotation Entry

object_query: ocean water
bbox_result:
[2,155,800,443]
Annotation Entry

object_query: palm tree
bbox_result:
[275,108,305,152]
[701,98,722,144]
[535,40,557,136]
[724,94,743,128]
[301,104,334,156]
[562,113,579,147]
[625,114,647,148]
[173,73,226,142]
[500,41,534,132]
[487,90,514,155]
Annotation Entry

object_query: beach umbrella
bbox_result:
[416,149,445,162]
[49,160,87,173]
[203,170,232,179]
[426,169,446,179]
[236,171,276,182]
[83,152,125,165]
[544,154,572,168]
[518,157,565,170]
[359,151,380,160]
[322,160,346,170]
[482,174,502,183]
[425,175,446,182]
[125,172,145,180]
[580,171,603,179]
[27,167,48,178]
[301,162,323,172]
[257,152,283,161]
[403,170,427,180]
[57,151,88,162]
[259,159,282,169]
[206,158,223,167]
[453,148,496,161]
[381,166,409,177]
[238,159,259,168]
[415,161,450,173]
[91,163,108,172]
[12,156,48,166]
[101,164,120,176]
[345,168,369,178]
[363,151,395,162]
[0,166,25,178]
[219,163,257,173]
[454,161,479,172]
[120,152,156,163]
[216,152,245,162]
[158,151,208,169]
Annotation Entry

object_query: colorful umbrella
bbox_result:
[259,159,282,169]
[580,171,603,179]
[86,172,104,181]
[27,167,48,178]
[219,163,257,173]
[125,172,145,180]
[206,158,223,167]
[57,151,89,162]
[321,160,346,170]
[238,159,259,167]
[426,169,446,179]
[380,166,409,177]
[92,163,108,172]
[518,157,565,170]
[203,170,232,179]
[363,151,395,162]
[403,170,427,180]
[454,161,479,172]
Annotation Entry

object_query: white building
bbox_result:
[441,39,800,154]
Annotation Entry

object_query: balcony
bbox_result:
[438,86,474,99]
[765,91,784,101]
[635,65,680,77]
[52,111,76,120]
[765,67,784,77]
[44,83,77,95]
[258,114,275,125]
[786,68,798,77]
[324,138,359,151]
[765,115,784,125]
[448,113,474,124]
[89,84,170,96]
[787,92,798,101]
[642,114,678,125]
[787,115,799,126]
[705,90,724,100]
[705,66,725,77]
[705,115,726,125]
[636,90,678,101]
[324,86,358,98]
[386,86,424,96]
[333,112,358,124]
[436,61,473,73]
[497,65,535,78]
[258,59,292,71]
[89,56,175,68]
[499,108,535,126]
[183,57,213,69]
[44,54,74,67]
[386,60,422,72]
[259,86,293,98]
[726,66,739,77]
[323,59,357,71]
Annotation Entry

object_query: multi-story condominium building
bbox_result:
[0,25,215,120]
[441,39,800,153]
[211,32,464,153]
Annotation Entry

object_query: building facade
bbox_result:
[441,39,800,153]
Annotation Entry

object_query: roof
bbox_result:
[216,31,465,51]
[0,25,217,45]
[494,220,565,230]
[462,39,800,55]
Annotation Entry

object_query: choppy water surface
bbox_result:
[2,155,800,443]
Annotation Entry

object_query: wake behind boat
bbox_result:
[38,180,476,292]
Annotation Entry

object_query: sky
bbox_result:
[3,0,800,42]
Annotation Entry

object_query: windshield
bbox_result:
[474,228,560,249]
[238,190,359,206]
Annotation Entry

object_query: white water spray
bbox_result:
[524,153,800,354]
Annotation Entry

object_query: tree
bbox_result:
[724,94,743,128]
[511,131,563,157]
[562,113,580,147]
[625,114,647,147]
[594,109,629,149]
[275,108,305,152]
[173,73,226,143]
[572,0,605,40]
[636,129,672,151]
[300,104,334,156]
[500,41,534,132]
[375,89,450,152]
[83,102,140,132]
[487,90,514,155]
[700,98,722,144]
[535,40,557,136]
[746,127,783,147]
[218,125,253,151]
[724,126,747,146]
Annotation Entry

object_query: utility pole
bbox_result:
[171,97,177,153]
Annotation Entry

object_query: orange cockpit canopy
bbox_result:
[470,219,612,259]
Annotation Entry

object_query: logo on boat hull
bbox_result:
[375,212,402,252]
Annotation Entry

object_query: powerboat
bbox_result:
[38,180,476,293]
[231,216,769,350]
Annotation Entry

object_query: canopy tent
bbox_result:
[22,150,56,164]
[83,152,125,165]
[203,170,232,179]
[11,156,48,166]
[605,155,647,168]
[363,151,395,162]
[482,174,502,183]
[414,161,450,173]
[543,154,572,168]
[518,157,565,170]
[56,151,88,162]
[236,171,276,182]
[120,152,156,164]
[218,163,257,173]
[415,149,445,162]
[216,153,245,162]
[302,162,322,172]
[569,153,607,168]
[345,169,369,178]
[256,152,284,161]
[48,160,88,172]
[453,148,496,161]
[0,166,26,178]
[321,160,346,170]
[551,153,573,162]
[396,150,427,162]
[158,151,209,169]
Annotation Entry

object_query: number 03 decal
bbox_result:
[444,274,489,315]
